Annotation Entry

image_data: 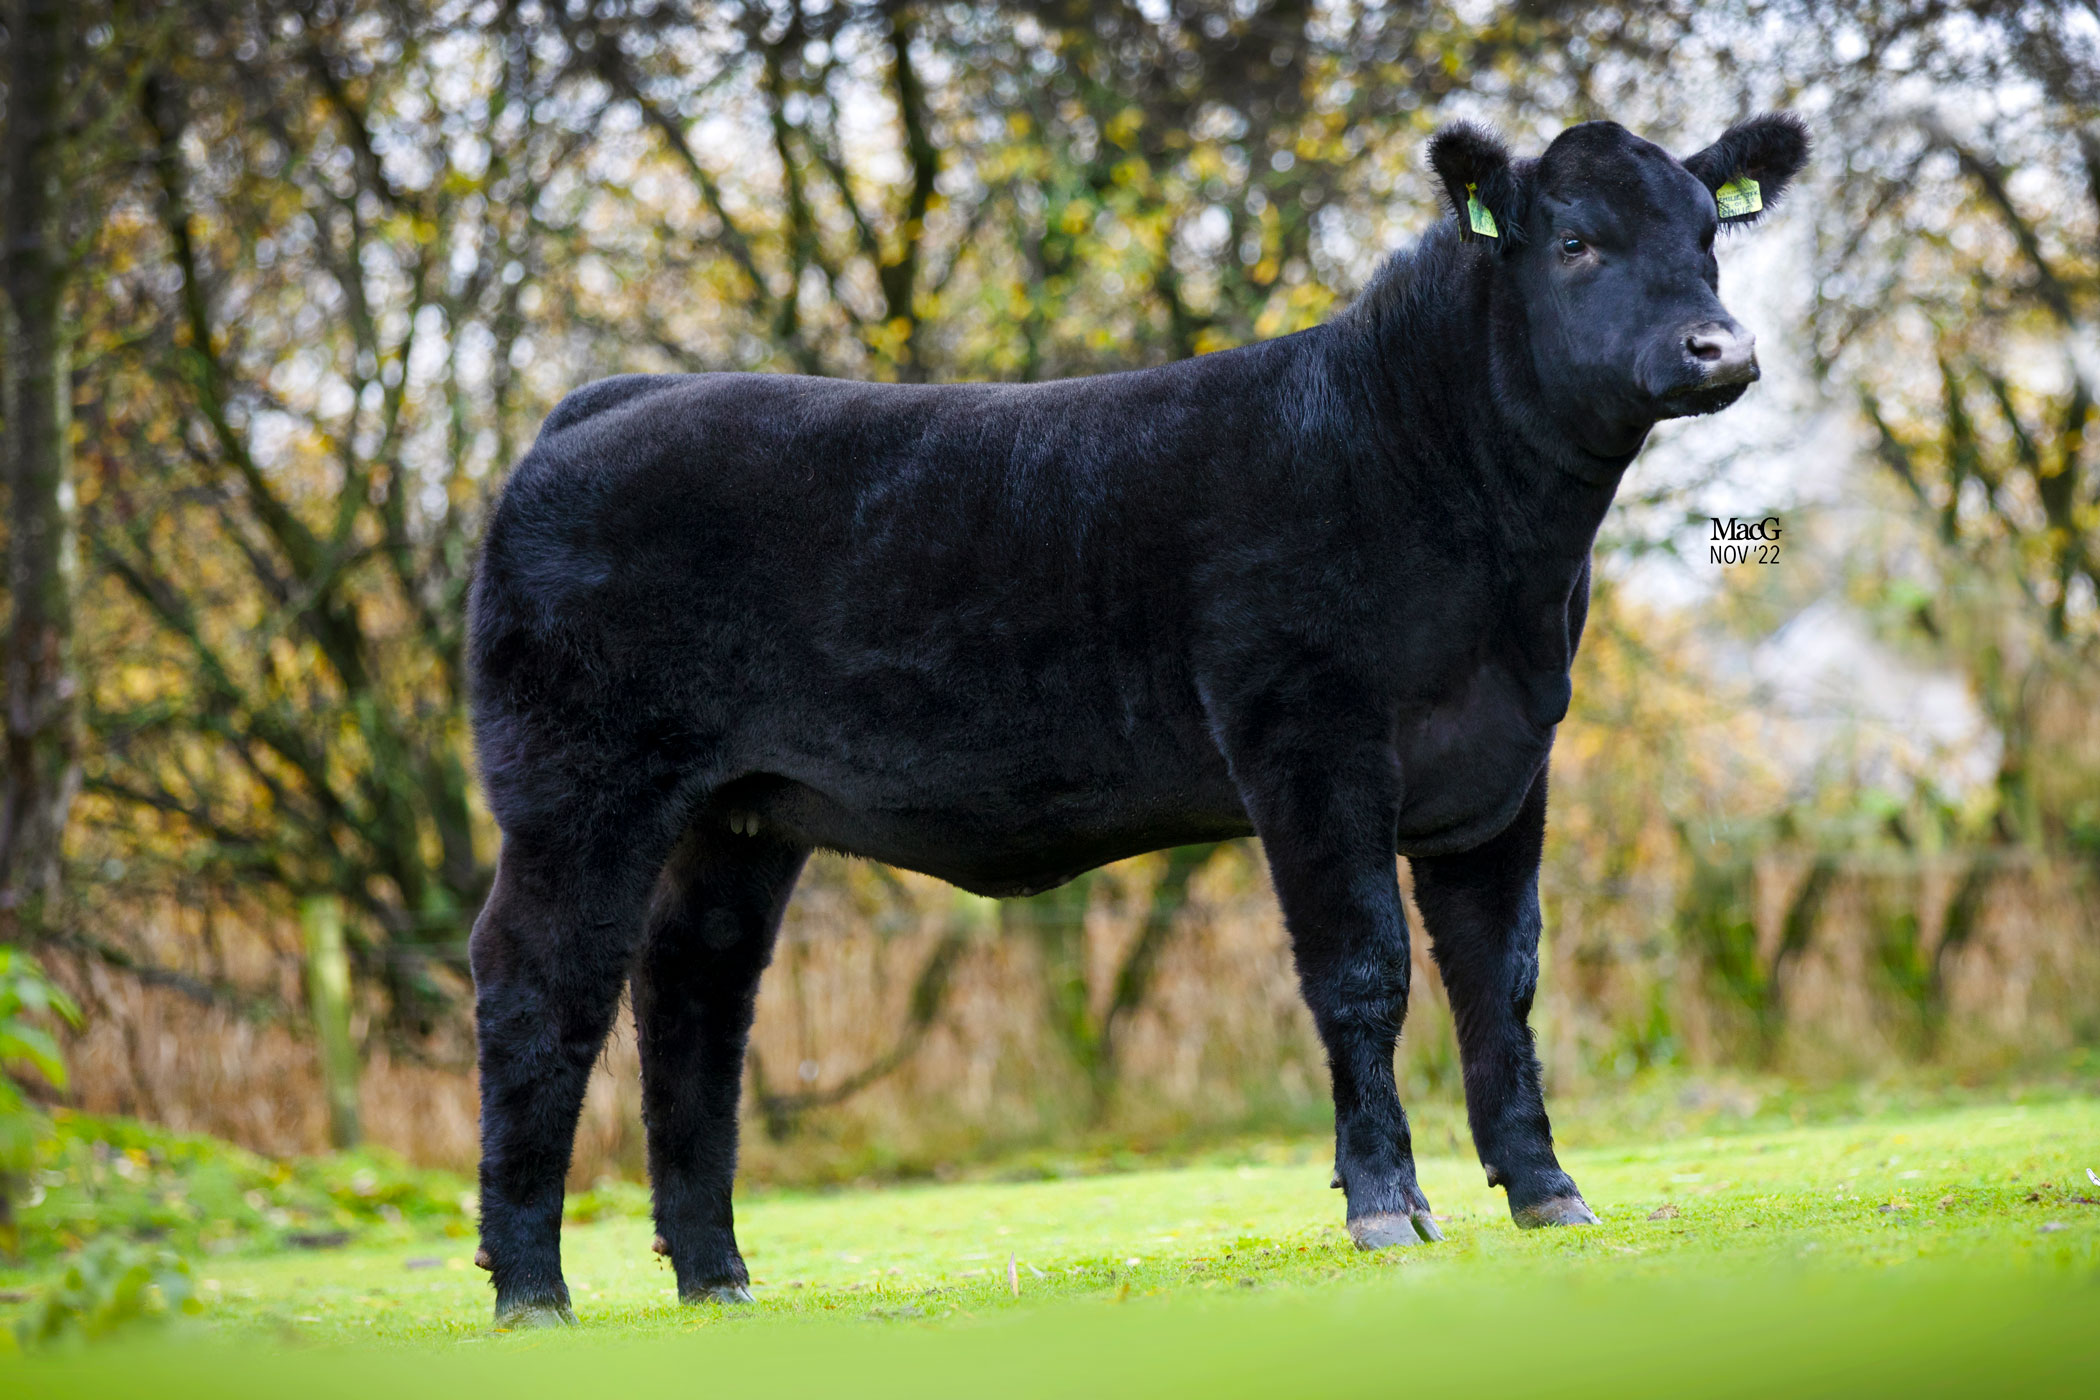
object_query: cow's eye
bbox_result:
[1558,236,1587,258]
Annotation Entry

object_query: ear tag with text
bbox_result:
[1715,175,1762,219]
[1465,182,1499,238]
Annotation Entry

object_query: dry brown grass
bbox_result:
[45,846,2098,1184]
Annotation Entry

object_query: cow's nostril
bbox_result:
[1669,321,1760,397]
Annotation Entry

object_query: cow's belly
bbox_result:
[721,683,1249,895]
[750,776,1252,896]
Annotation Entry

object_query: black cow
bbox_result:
[465,115,1809,1323]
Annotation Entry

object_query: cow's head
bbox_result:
[1429,115,1809,460]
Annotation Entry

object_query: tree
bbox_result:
[83,0,597,1028]
[1798,1,2099,852]
[0,0,85,938]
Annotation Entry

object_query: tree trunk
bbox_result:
[302,894,362,1149]
[0,0,82,937]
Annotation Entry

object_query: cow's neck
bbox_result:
[1345,230,1629,585]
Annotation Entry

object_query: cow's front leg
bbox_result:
[1412,765,1596,1228]
[1235,725,1439,1249]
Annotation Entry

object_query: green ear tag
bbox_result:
[1715,175,1762,219]
[1465,182,1499,238]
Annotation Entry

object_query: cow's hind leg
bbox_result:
[1413,767,1595,1228]
[633,823,807,1303]
[471,822,677,1325]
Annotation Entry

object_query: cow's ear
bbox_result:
[1683,113,1811,225]
[1429,121,1526,247]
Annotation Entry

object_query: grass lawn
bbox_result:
[181,1094,2100,1335]
[5,1093,2098,1394]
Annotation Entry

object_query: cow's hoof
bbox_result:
[1349,1210,1442,1250]
[1513,1194,1600,1229]
[494,1299,577,1328]
[683,1282,756,1305]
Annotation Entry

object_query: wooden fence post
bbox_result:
[301,893,361,1149]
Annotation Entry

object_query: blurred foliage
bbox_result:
[7,1111,472,1266]
[1008,844,1218,1120]
[7,1238,201,1351]
[1794,2,2100,849]
[0,948,81,1254]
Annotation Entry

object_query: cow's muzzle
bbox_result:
[1654,320,1759,417]
[1685,321,1758,387]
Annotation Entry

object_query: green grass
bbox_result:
[4,1095,2098,1393]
